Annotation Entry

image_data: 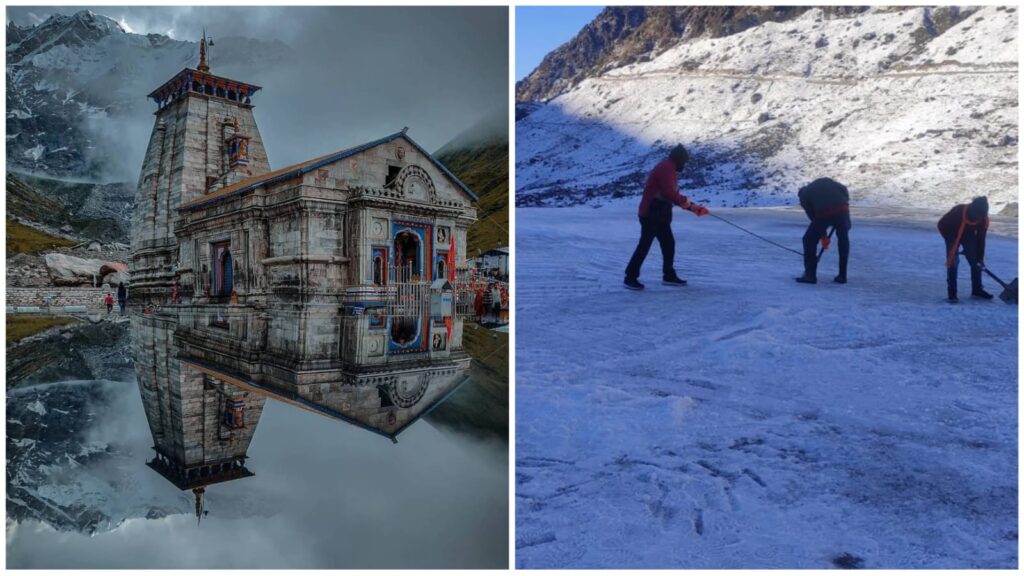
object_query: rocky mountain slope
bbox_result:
[435,113,510,254]
[7,10,292,181]
[6,10,293,244]
[516,6,1018,211]
[7,172,133,243]
[517,7,880,104]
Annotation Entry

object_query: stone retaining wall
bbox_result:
[7,288,116,310]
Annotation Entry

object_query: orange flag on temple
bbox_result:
[447,233,456,283]
[446,234,456,342]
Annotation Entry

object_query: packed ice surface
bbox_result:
[515,203,1017,569]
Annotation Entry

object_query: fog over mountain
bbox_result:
[6,6,509,183]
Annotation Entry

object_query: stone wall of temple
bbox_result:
[133,312,265,481]
[130,80,270,302]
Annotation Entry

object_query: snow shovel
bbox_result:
[980,265,1018,304]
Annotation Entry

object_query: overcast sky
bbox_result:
[7,6,508,171]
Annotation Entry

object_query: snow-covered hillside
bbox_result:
[516,6,1018,212]
[6,10,292,181]
[515,204,1017,568]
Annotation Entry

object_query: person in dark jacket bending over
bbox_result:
[937,196,992,303]
[796,177,851,284]
[624,144,709,290]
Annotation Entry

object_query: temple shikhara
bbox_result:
[130,32,478,306]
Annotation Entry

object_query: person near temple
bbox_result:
[117,282,128,314]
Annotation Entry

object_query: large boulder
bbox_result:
[44,253,128,287]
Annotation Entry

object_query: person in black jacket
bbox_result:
[796,178,852,284]
[116,282,128,314]
[937,196,991,302]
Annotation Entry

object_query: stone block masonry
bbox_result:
[7,288,118,310]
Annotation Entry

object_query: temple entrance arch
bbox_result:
[393,231,421,282]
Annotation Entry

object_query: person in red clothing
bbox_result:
[623,144,708,290]
[938,196,991,303]
[103,292,114,314]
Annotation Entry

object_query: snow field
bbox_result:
[515,205,1017,569]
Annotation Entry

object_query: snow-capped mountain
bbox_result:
[6,9,293,181]
[516,6,1018,211]
[6,10,294,243]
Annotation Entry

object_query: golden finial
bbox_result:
[197,29,210,73]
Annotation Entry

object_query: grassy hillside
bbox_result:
[9,172,133,243]
[6,315,79,344]
[427,322,509,438]
[7,219,77,254]
[7,172,72,227]
[436,142,509,255]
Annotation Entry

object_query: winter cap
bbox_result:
[967,196,988,220]
[669,144,689,165]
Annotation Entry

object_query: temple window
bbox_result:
[227,135,250,167]
[211,241,233,296]
[373,255,385,286]
[386,165,401,187]
[222,399,245,429]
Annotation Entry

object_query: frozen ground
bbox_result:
[515,203,1018,569]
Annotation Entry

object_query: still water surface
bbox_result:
[6,306,507,569]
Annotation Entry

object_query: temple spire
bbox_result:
[197,29,210,73]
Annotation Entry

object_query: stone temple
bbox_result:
[133,304,471,516]
[130,33,478,305]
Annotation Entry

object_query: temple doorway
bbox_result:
[393,231,421,282]
[212,241,233,296]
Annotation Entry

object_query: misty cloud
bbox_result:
[7,6,508,182]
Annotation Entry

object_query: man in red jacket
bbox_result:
[624,144,708,290]
[938,196,992,303]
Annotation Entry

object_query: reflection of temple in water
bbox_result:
[132,304,470,516]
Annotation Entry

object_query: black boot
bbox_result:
[662,274,687,287]
[947,287,959,303]
[624,277,644,291]
[972,288,994,300]
[795,274,817,284]
[834,275,847,284]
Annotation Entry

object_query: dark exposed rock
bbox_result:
[516,6,871,103]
